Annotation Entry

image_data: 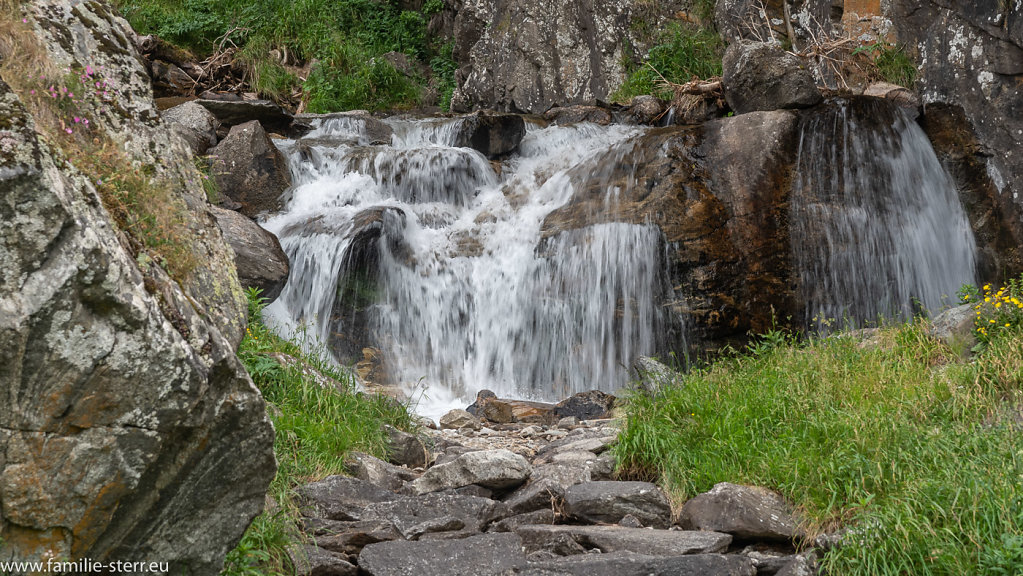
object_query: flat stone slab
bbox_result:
[504,552,756,576]
[515,525,731,556]
[358,532,527,576]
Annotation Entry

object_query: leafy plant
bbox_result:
[963,276,1023,346]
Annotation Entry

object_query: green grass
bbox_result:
[615,319,1023,575]
[613,22,723,102]
[222,289,415,575]
[113,0,455,111]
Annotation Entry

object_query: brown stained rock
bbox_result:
[541,110,800,354]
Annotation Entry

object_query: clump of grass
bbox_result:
[852,42,916,88]
[613,22,723,102]
[615,321,1022,575]
[223,289,415,575]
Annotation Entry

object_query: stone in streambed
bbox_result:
[358,532,527,576]
[408,449,531,494]
[295,476,399,521]
[505,552,756,576]
[678,482,803,542]
[515,525,731,557]
[563,481,672,528]
[440,408,480,430]
[210,205,290,302]
[208,120,292,217]
[287,544,358,576]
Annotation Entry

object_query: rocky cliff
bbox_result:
[449,0,691,113]
[0,2,275,573]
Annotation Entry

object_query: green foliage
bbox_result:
[430,42,458,112]
[853,42,917,88]
[615,321,1023,575]
[223,288,415,575]
[613,23,723,102]
[113,0,450,111]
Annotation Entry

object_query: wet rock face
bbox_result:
[450,0,687,113]
[542,111,801,353]
[891,0,1023,279]
[1,4,275,573]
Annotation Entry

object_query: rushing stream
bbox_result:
[263,102,976,419]
[264,118,670,417]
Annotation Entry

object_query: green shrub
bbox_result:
[614,23,723,102]
[615,321,1023,575]
[961,275,1023,347]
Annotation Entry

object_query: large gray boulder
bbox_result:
[408,449,531,494]
[196,98,294,134]
[722,40,822,114]
[163,100,219,154]
[295,476,400,521]
[0,4,275,573]
[208,120,293,217]
[211,205,290,302]
[359,532,527,576]
[563,482,672,528]
[361,492,511,538]
[678,482,803,541]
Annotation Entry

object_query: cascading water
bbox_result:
[790,99,977,330]
[263,116,674,418]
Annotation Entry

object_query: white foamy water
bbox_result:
[790,99,977,330]
[263,117,669,420]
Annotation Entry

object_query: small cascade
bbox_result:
[791,99,977,330]
[264,117,673,416]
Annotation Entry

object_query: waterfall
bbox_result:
[263,117,673,417]
[790,99,977,330]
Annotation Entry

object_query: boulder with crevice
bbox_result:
[408,449,531,495]
[563,481,672,528]
[678,482,803,542]
[163,100,219,154]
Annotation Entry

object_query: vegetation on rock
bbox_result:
[616,312,1023,574]
[614,22,724,103]
[113,0,457,111]
[223,290,415,575]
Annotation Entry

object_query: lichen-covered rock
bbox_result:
[722,40,822,114]
[209,120,293,217]
[0,4,274,574]
[889,0,1023,278]
[163,100,220,154]
[211,205,290,302]
[544,105,613,126]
